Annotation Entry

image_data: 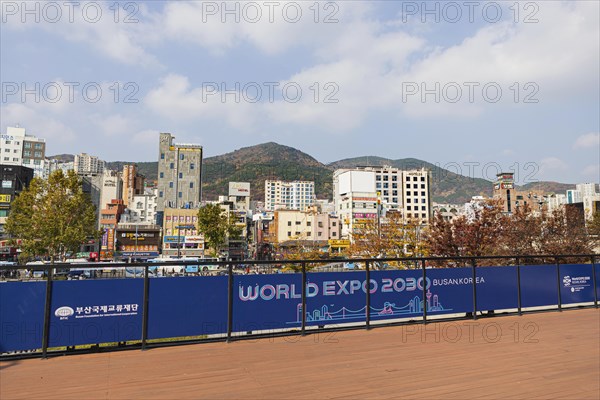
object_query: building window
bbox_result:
[318,232,322,237]
[413,184,418,188]
[407,198,411,203]
[422,206,426,210]
[178,173,183,179]
[376,175,381,181]
[406,184,410,188]
[307,221,311,226]
[180,153,184,160]
[421,184,425,189]
[178,192,182,198]
[24,142,31,148]
[169,182,173,188]
[332,232,337,237]
[421,191,426,196]
[34,151,42,158]
[161,153,165,159]
[4,140,10,144]
[24,151,31,157]
[288,221,292,226]
[169,162,174,169]
[190,163,195,170]
[189,182,194,188]
[307,232,311,236]
[159,172,164,178]
[34,143,43,149]
[413,177,418,181]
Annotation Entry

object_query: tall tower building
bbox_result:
[156,133,203,225]
[493,173,515,213]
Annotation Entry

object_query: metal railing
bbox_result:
[0,254,597,360]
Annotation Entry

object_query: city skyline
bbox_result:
[1,1,598,183]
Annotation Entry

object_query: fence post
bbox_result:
[471,258,477,320]
[591,256,598,309]
[365,261,371,330]
[556,257,562,312]
[141,264,150,351]
[226,263,233,342]
[301,262,307,336]
[516,257,522,316]
[421,259,427,324]
[41,265,54,359]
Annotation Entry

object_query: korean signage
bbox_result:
[229,182,250,197]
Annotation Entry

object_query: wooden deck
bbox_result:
[1,309,599,399]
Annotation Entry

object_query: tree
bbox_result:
[197,203,242,257]
[538,207,592,256]
[423,199,507,266]
[5,170,100,263]
[350,211,428,268]
[587,211,600,251]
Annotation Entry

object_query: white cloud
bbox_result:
[582,165,599,179]
[540,157,568,174]
[0,103,77,145]
[573,132,600,150]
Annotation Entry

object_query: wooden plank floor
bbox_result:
[1,309,599,399]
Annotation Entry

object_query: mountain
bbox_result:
[50,143,576,204]
[202,142,333,201]
[519,181,575,194]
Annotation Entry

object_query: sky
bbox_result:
[1,1,599,185]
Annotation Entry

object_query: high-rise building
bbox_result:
[1,126,47,178]
[493,172,516,213]
[264,180,315,211]
[156,133,203,225]
[333,166,432,239]
[74,153,105,176]
[122,165,145,207]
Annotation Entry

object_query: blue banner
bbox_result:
[234,273,303,332]
[49,279,144,347]
[370,270,424,321]
[148,276,228,339]
[476,266,519,311]
[427,267,474,315]
[560,264,595,305]
[304,271,368,326]
[0,282,46,352]
[520,265,558,308]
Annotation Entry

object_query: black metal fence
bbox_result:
[0,254,597,360]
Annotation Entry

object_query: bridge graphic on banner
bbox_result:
[288,290,450,324]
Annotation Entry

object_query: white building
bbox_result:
[74,153,105,176]
[1,126,47,178]
[124,188,158,224]
[333,166,432,239]
[547,194,567,211]
[264,180,315,211]
[577,183,598,198]
[566,189,582,204]
[464,196,487,220]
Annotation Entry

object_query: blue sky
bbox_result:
[1,1,598,184]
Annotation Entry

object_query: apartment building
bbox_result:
[74,153,105,176]
[264,180,315,211]
[156,133,203,225]
[1,126,47,178]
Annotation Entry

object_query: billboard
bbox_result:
[229,182,250,197]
